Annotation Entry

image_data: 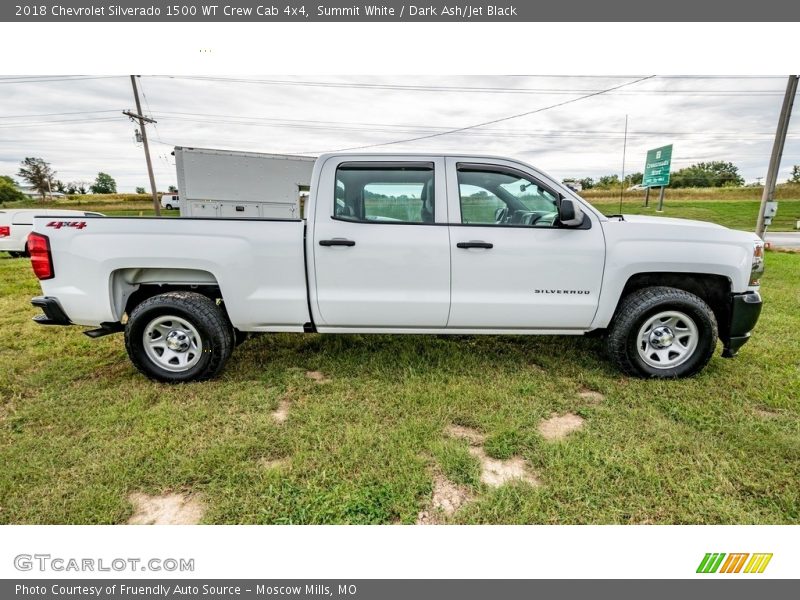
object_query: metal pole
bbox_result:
[130,75,161,216]
[756,75,798,239]
[657,186,665,212]
[618,114,628,214]
[644,186,650,207]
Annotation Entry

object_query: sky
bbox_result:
[0,74,798,193]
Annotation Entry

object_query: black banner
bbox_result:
[4,0,800,22]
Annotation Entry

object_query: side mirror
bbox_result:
[558,198,585,228]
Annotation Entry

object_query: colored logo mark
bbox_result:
[696,553,773,574]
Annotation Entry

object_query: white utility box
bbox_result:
[174,146,315,219]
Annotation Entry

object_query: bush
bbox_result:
[0,181,26,203]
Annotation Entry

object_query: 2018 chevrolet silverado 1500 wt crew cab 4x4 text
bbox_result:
[28,149,764,382]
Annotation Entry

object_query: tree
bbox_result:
[626,172,643,186]
[54,180,66,194]
[670,161,744,188]
[789,165,800,184]
[77,183,88,195]
[578,177,594,190]
[17,157,56,201]
[66,182,79,195]
[168,184,178,193]
[90,172,117,194]
[135,186,146,194]
[0,175,26,203]
[596,175,620,189]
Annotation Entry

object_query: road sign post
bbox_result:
[643,144,672,212]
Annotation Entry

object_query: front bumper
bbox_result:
[31,296,71,326]
[721,291,762,358]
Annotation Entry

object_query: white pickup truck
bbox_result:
[28,152,764,382]
[1,208,103,257]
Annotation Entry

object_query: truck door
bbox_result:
[445,158,604,330]
[311,158,451,328]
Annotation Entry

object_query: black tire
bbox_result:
[606,286,718,378]
[7,251,23,258]
[166,204,173,210]
[124,291,233,383]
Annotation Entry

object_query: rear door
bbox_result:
[311,157,451,328]
[446,158,605,330]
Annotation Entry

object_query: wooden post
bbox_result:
[756,75,798,239]
[128,75,161,216]
[657,186,665,212]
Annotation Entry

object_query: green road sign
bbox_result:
[643,144,673,188]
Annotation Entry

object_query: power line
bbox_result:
[149,75,788,96]
[0,109,119,119]
[0,75,125,85]
[298,76,667,153]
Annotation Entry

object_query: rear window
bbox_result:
[334,162,435,224]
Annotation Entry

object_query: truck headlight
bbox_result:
[750,241,765,286]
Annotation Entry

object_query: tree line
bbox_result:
[1,156,178,203]
[571,161,800,190]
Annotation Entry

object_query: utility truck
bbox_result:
[175,147,314,219]
[28,151,763,382]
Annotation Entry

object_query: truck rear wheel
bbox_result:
[124,291,233,383]
[606,286,717,378]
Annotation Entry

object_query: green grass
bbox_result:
[590,198,800,232]
[0,252,798,524]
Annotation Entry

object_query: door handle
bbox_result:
[457,241,493,249]
[319,238,356,247]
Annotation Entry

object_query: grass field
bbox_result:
[0,252,798,524]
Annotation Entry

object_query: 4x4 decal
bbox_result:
[46,221,87,230]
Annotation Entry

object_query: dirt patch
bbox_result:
[305,370,330,384]
[538,413,585,441]
[127,492,204,525]
[468,447,540,488]
[259,457,290,470]
[755,408,781,419]
[445,424,486,446]
[578,387,605,403]
[416,472,472,524]
[271,399,291,424]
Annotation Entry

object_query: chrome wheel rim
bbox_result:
[143,315,203,372]
[636,310,698,369]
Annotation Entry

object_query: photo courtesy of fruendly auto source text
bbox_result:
[0,0,798,596]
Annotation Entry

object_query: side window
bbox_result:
[457,165,560,228]
[334,162,435,224]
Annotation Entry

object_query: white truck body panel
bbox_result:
[175,147,314,220]
[32,151,760,338]
[36,217,308,330]
[0,209,102,252]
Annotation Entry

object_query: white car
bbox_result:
[0,209,103,257]
[28,151,763,382]
[160,194,180,210]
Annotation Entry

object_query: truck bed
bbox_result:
[33,216,311,331]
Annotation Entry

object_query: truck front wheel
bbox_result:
[607,286,718,378]
[124,291,233,383]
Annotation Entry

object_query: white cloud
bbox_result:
[0,75,797,191]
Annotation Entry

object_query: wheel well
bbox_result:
[618,272,732,338]
[123,284,224,318]
[109,267,225,322]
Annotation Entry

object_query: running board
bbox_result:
[84,322,125,338]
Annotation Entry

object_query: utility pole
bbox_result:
[124,75,160,216]
[756,74,798,239]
